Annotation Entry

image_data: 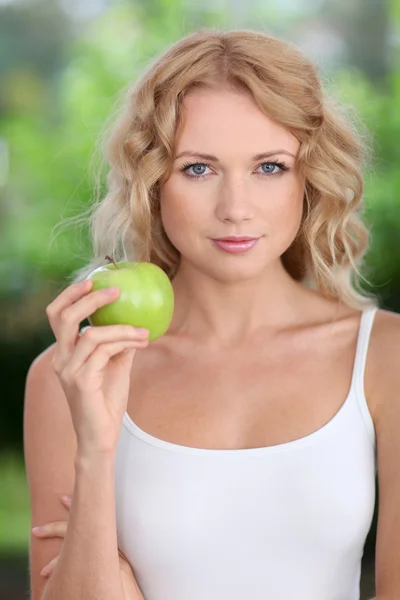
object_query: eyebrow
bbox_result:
[174,149,296,161]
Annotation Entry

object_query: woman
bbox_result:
[24,28,400,600]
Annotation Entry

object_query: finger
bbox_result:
[32,521,67,538]
[73,338,148,383]
[46,280,93,335]
[60,495,72,508]
[118,549,130,562]
[41,555,59,578]
[65,326,149,377]
[53,286,121,371]
[118,549,133,574]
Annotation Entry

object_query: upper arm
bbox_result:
[23,343,78,600]
[371,310,400,598]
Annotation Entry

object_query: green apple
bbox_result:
[85,258,174,341]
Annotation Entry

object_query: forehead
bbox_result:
[175,88,299,156]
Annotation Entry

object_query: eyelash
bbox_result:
[179,160,290,180]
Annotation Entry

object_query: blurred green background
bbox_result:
[1,0,400,597]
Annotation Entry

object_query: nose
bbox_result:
[215,177,255,224]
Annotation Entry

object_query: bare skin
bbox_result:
[126,304,377,451]
[160,86,309,346]
[123,86,379,451]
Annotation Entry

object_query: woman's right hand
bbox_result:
[45,279,150,457]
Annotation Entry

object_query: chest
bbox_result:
[127,321,376,451]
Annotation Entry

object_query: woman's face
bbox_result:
[160,87,305,282]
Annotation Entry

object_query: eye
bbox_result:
[179,162,212,179]
[257,161,289,176]
[179,160,289,180]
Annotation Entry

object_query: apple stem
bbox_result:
[105,255,119,269]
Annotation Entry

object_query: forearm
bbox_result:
[42,451,132,600]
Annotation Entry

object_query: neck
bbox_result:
[169,258,318,348]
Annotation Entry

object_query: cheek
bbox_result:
[160,184,205,248]
[263,180,305,238]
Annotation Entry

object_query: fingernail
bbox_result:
[32,526,42,534]
[61,495,72,504]
[105,286,119,295]
[40,567,49,577]
[136,328,149,336]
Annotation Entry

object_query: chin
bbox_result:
[203,259,268,283]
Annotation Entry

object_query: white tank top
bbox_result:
[114,306,378,600]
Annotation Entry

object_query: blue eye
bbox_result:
[183,163,210,177]
[179,161,289,180]
[260,163,281,174]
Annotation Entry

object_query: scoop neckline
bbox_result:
[121,307,377,457]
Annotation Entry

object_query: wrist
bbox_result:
[74,448,116,472]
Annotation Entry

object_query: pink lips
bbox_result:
[211,238,259,254]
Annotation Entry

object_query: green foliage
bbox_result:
[0,1,229,294]
[328,67,400,303]
[1,0,399,559]
[0,2,399,302]
[0,452,30,553]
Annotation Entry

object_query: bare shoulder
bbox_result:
[366,306,400,439]
[367,307,400,425]
[24,342,77,600]
[371,306,400,342]
[370,306,400,356]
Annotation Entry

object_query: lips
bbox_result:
[212,237,259,242]
[211,238,260,254]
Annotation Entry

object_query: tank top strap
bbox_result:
[352,306,378,386]
[351,305,379,442]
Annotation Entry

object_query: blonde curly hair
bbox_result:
[65,28,378,311]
